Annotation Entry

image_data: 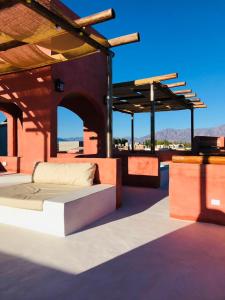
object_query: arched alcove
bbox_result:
[57,93,106,156]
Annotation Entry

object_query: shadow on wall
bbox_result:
[198,158,225,225]
[1,222,225,299]
[0,71,51,166]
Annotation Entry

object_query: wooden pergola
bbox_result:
[0,0,140,157]
[113,73,207,152]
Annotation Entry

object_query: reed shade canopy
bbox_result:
[0,0,140,75]
[112,73,207,114]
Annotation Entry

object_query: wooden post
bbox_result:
[150,83,156,153]
[106,52,113,158]
[191,106,194,151]
[131,113,134,151]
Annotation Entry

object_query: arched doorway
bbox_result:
[57,106,84,154]
[57,93,106,156]
[0,100,23,157]
[0,111,7,156]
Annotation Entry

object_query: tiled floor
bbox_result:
[0,173,225,299]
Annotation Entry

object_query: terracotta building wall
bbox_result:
[169,161,225,226]
[0,51,108,173]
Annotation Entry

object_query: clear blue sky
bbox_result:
[3,1,225,138]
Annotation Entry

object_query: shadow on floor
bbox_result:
[81,184,169,232]
[1,222,225,300]
[78,168,169,232]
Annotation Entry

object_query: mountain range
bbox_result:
[58,124,225,143]
[124,124,225,143]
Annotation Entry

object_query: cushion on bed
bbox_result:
[0,183,80,211]
[32,162,96,186]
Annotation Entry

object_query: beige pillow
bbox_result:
[32,162,96,186]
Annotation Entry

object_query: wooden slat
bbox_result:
[193,105,207,108]
[190,98,200,102]
[135,73,178,86]
[166,81,186,88]
[173,89,192,94]
[172,156,225,165]
[193,101,204,105]
[108,33,140,47]
[184,93,196,98]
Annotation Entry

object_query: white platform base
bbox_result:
[0,184,116,237]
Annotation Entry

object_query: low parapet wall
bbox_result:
[114,152,160,188]
[169,155,225,226]
[0,156,20,173]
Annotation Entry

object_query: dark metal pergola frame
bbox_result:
[112,79,206,153]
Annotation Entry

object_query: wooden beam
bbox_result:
[114,73,178,88]
[75,9,115,27]
[193,101,204,105]
[193,105,207,108]
[108,33,140,48]
[173,89,192,94]
[172,155,225,165]
[0,40,27,51]
[166,81,186,88]
[135,73,178,86]
[0,0,19,9]
[190,98,201,102]
[184,93,196,98]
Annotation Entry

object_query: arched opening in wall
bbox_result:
[57,106,84,154]
[0,101,23,157]
[0,111,7,156]
[56,93,106,157]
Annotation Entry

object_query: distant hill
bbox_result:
[58,137,83,142]
[118,124,225,143]
[59,124,225,144]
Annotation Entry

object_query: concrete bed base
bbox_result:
[0,177,116,237]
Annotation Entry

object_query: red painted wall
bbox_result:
[114,151,160,187]
[0,156,20,172]
[0,0,108,172]
[0,51,108,173]
[170,161,225,226]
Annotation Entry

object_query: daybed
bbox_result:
[0,162,116,236]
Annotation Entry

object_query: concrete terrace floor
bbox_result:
[0,171,225,299]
